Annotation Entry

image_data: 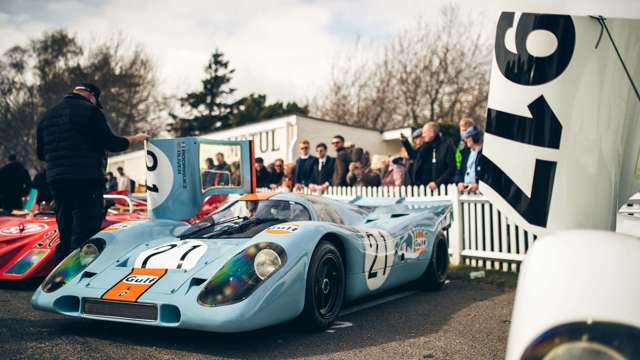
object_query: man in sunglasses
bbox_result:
[331,135,351,186]
[36,83,148,262]
[293,139,317,191]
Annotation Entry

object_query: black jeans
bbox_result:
[50,180,105,263]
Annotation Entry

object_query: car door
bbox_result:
[145,138,255,220]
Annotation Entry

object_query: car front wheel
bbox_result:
[299,240,345,331]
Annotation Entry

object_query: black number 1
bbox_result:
[379,232,389,275]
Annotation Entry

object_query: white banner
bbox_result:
[481,13,640,234]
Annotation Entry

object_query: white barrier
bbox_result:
[262,184,538,272]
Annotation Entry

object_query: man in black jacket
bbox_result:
[413,122,456,191]
[309,143,335,193]
[254,157,271,189]
[37,83,148,262]
[0,154,32,211]
[294,139,317,190]
[331,135,351,186]
[268,158,285,189]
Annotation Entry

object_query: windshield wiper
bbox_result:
[179,215,248,239]
[203,217,284,238]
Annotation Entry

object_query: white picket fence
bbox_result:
[265,184,538,272]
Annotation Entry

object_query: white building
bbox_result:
[107,114,411,185]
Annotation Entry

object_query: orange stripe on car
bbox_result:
[239,193,277,201]
[102,268,167,302]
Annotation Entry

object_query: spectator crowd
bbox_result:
[255,117,485,194]
[0,117,485,212]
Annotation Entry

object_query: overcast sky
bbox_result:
[1,0,639,103]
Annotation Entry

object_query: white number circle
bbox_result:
[361,229,395,290]
[134,240,207,270]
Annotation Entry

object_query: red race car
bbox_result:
[0,194,147,281]
[0,193,227,281]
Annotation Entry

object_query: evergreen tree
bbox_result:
[169,50,236,136]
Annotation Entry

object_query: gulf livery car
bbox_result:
[32,138,452,331]
[0,195,146,281]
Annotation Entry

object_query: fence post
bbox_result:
[449,184,463,266]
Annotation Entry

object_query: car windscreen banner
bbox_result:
[480,13,640,234]
[145,138,255,220]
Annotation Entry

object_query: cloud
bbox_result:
[1,0,639,103]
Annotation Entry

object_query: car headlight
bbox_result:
[197,242,286,307]
[254,248,282,280]
[41,238,105,293]
[521,321,640,360]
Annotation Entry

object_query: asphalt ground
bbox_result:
[0,279,514,360]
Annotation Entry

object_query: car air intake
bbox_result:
[83,298,157,321]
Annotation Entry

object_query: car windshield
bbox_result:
[181,199,311,239]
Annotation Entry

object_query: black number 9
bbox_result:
[146,150,158,171]
[145,150,159,193]
[495,12,575,86]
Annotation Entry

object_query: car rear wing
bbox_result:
[325,195,453,232]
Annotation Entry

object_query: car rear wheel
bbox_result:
[299,241,345,331]
[418,232,448,291]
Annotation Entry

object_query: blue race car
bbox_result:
[32,138,452,332]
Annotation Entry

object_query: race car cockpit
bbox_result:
[179,199,311,239]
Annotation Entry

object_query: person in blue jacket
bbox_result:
[455,125,485,194]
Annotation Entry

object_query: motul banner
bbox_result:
[481,12,640,234]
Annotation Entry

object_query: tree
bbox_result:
[80,36,163,138]
[0,46,40,171]
[312,5,491,130]
[168,50,236,136]
[0,30,163,171]
[169,50,309,135]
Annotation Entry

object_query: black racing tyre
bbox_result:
[299,240,345,331]
[418,232,448,291]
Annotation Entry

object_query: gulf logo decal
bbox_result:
[102,268,167,302]
[413,230,426,255]
[123,275,159,285]
[266,224,300,235]
[0,223,48,236]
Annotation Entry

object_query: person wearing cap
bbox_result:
[36,83,148,262]
[399,129,425,185]
[399,128,425,161]
[456,117,475,169]
[455,124,485,194]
